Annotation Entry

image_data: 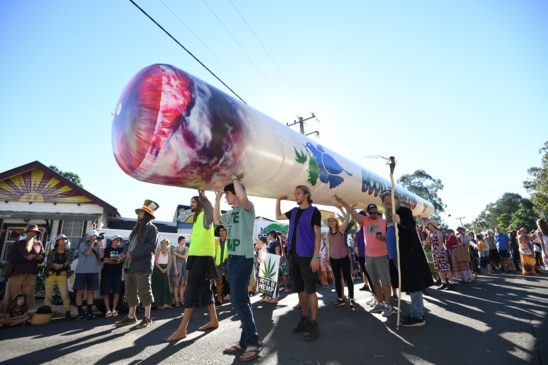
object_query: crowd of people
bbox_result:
[1,187,548,358]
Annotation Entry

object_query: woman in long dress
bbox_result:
[517,228,536,275]
[172,236,188,307]
[152,239,173,309]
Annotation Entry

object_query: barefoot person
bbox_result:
[214,175,261,362]
[165,191,219,342]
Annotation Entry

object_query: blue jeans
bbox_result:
[409,291,424,319]
[227,255,259,347]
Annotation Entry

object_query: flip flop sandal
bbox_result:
[239,349,260,362]
[223,344,245,354]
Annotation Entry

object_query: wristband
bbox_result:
[313,255,320,259]
[231,174,239,182]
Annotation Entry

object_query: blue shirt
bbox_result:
[386,223,397,260]
[495,232,510,251]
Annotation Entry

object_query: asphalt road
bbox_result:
[1,271,547,365]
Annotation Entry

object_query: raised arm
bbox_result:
[338,205,351,233]
[275,196,288,220]
[232,175,252,211]
[334,195,361,223]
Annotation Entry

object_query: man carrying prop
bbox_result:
[276,185,322,341]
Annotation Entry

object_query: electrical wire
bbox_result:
[129,0,247,104]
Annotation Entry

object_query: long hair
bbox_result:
[296,185,313,205]
[537,218,548,236]
[130,212,153,240]
[192,196,203,224]
[328,218,341,234]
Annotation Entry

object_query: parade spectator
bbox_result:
[0,224,44,315]
[216,177,261,361]
[213,227,228,306]
[325,208,354,308]
[152,239,173,310]
[276,185,322,341]
[453,227,475,282]
[318,230,332,289]
[44,234,74,319]
[264,230,282,305]
[536,219,548,268]
[517,228,536,275]
[165,191,219,342]
[0,294,30,327]
[279,233,291,293]
[509,231,520,272]
[172,236,188,307]
[336,197,394,317]
[101,234,124,317]
[468,232,480,277]
[424,220,455,290]
[485,230,501,272]
[495,227,510,257]
[476,234,490,274]
[379,190,433,327]
[115,199,159,329]
[74,230,104,320]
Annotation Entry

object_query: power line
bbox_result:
[128,0,247,104]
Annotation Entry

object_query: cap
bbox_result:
[110,234,123,241]
[366,203,378,212]
[135,199,160,219]
[86,230,99,238]
[380,190,392,199]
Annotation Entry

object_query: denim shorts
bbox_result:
[73,273,99,291]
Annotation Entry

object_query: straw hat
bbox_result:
[425,219,439,229]
[323,213,341,226]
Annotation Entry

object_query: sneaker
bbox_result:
[112,310,119,317]
[349,299,356,308]
[391,295,399,302]
[76,313,87,320]
[105,310,113,318]
[65,311,73,320]
[115,316,138,327]
[437,283,448,290]
[400,315,426,327]
[135,317,153,329]
[382,305,395,317]
[446,283,456,291]
[334,299,346,307]
[359,285,370,291]
[303,321,321,341]
[370,303,384,314]
[292,316,311,333]
[87,313,96,320]
[366,297,377,307]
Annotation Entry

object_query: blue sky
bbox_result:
[1,1,547,226]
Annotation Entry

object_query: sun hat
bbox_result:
[323,213,342,226]
[425,219,439,229]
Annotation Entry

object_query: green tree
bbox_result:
[49,165,84,188]
[524,141,548,218]
[398,170,446,221]
[470,193,536,233]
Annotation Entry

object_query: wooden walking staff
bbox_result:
[388,156,402,328]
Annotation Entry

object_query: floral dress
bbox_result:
[429,230,451,272]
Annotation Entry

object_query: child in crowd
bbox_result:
[0,293,30,327]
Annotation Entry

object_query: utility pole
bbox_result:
[455,217,466,226]
[287,113,319,137]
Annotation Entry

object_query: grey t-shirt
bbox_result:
[75,241,101,274]
[220,202,256,259]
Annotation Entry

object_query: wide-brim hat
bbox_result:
[26,224,40,233]
[31,312,53,325]
[55,234,68,242]
[425,219,439,229]
[323,213,342,226]
[136,199,159,219]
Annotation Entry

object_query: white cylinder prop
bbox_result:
[112,64,434,217]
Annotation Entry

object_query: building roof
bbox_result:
[0,161,120,218]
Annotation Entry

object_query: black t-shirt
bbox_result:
[102,246,124,275]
